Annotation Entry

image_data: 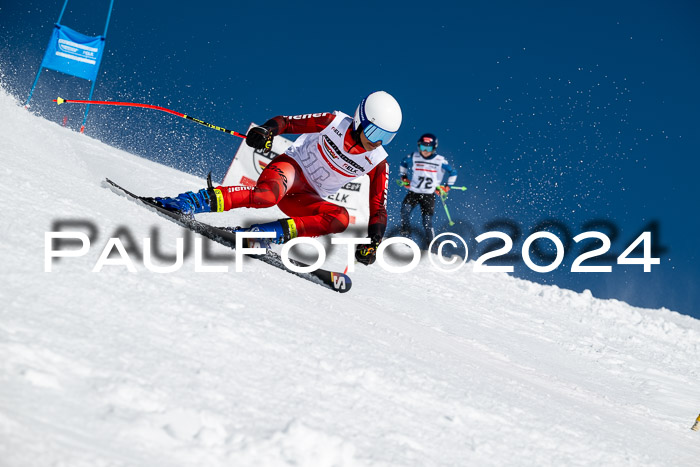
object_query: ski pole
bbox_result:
[435,186,456,226]
[398,180,467,192]
[54,97,247,139]
[438,195,454,226]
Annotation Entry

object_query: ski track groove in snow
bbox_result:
[0,86,699,466]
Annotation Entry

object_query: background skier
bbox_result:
[399,133,458,245]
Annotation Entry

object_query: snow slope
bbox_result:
[1,86,699,467]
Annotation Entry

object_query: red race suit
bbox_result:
[216,111,389,240]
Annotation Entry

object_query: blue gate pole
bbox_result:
[25,0,70,108]
[56,0,69,23]
[24,61,45,108]
[102,0,114,37]
[80,0,114,133]
[80,72,100,133]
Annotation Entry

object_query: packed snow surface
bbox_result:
[1,87,699,466]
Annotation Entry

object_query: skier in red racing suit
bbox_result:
[154,91,403,266]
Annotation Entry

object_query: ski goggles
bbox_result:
[362,123,397,145]
[418,143,435,152]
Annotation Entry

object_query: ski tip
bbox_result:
[330,272,352,293]
[55,97,65,105]
[103,178,119,191]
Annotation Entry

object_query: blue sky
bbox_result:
[1,0,698,317]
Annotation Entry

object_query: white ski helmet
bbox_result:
[353,91,402,145]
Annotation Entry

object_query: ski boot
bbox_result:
[233,218,298,249]
[153,173,224,217]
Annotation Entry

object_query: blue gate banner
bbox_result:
[40,24,105,82]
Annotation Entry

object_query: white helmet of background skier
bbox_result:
[353,91,402,145]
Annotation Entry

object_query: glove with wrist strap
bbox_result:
[435,185,451,195]
[246,125,275,153]
[355,234,382,266]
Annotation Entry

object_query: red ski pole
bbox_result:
[54,97,247,139]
